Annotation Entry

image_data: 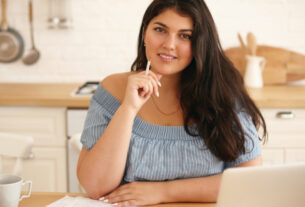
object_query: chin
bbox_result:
[155,70,182,76]
[152,65,183,75]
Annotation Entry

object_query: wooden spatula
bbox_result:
[246,32,257,56]
[238,33,247,53]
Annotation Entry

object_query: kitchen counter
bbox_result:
[247,85,305,108]
[0,83,89,108]
[0,83,305,108]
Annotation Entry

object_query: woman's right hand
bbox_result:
[122,71,162,114]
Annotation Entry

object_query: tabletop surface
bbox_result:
[19,192,216,207]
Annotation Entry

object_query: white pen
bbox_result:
[145,60,151,76]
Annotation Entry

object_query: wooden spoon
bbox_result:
[247,32,257,56]
[237,33,247,53]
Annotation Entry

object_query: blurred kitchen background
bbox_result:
[0,0,304,83]
[1,0,305,194]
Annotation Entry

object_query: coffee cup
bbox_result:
[0,174,32,207]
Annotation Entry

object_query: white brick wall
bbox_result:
[0,0,304,83]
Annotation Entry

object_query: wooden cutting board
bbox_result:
[224,45,305,85]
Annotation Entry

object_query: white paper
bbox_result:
[46,196,115,207]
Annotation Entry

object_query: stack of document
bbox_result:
[46,196,114,207]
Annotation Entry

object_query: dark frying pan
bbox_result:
[0,0,24,63]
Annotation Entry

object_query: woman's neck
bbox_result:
[158,73,181,99]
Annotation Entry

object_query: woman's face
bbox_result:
[143,9,193,76]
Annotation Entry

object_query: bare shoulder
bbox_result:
[101,72,133,102]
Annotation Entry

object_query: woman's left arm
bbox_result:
[102,156,262,206]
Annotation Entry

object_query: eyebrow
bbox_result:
[153,22,193,33]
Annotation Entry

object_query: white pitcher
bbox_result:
[244,55,266,88]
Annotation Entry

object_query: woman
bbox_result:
[77,0,267,206]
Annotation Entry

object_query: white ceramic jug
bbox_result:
[244,55,266,88]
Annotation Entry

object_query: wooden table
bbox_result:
[19,192,216,207]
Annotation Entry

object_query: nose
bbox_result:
[162,34,176,51]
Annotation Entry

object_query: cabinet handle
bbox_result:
[276,111,295,119]
[24,153,35,159]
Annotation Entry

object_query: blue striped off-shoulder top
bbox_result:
[80,84,261,183]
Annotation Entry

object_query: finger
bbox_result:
[136,72,157,86]
[106,192,134,204]
[138,70,161,87]
[150,76,159,97]
[102,190,119,200]
[140,79,153,98]
[147,71,162,87]
[134,75,155,98]
[117,200,139,207]
[138,70,147,76]
[156,73,163,81]
[103,183,131,200]
[148,75,159,97]
[142,84,149,96]
[136,80,148,97]
[148,79,154,96]
[143,79,154,99]
[139,90,145,97]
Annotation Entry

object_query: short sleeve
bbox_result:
[80,96,111,150]
[225,111,261,168]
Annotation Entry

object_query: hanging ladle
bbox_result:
[23,0,40,65]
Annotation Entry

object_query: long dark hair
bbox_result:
[131,0,267,162]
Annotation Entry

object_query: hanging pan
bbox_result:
[0,0,24,63]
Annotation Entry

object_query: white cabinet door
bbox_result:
[285,149,305,163]
[0,106,67,192]
[260,109,305,148]
[260,108,305,165]
[2,147,67,192]
[261,148,284,165]
[0,107,66,147]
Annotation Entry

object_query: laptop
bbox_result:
[216,163,305,207]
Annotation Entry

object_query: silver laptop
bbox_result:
[217,163,305,207]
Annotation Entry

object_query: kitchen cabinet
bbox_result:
[2,147,67,192]
[0,106,67,192]
[260,149,285,165]
[286,149,305,163]
[1,83,305,192]
[260,108,305,165]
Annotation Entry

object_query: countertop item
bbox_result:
[225,45,305,85]
[19,192,215,207]
[0,0,24,62]
[22,0,40,65]
[246,32,256,56]
[0,83,305,108]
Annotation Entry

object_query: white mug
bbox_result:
[0,174,32,207]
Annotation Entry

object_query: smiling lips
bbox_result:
[158,53,177,62]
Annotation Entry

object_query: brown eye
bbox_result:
[154,27,165,33]
[180,33,192,40]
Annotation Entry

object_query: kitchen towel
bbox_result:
[46,196,115,207]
